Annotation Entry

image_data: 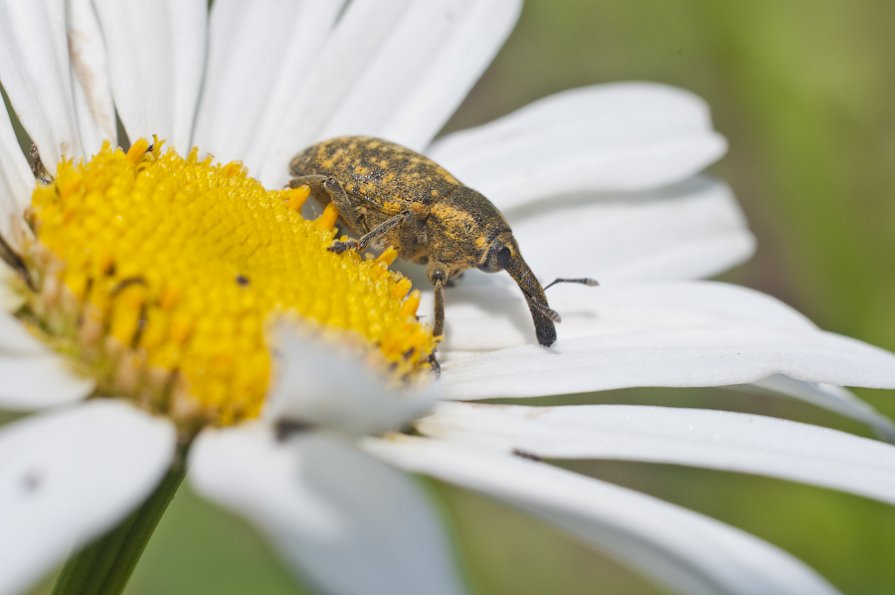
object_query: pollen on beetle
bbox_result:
[16,139,437,431]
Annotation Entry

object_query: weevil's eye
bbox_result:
[478,243,512,273]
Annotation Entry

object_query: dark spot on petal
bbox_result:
[235,274,250,286]
[21,469,43,493]
[275,419,315,441]
[512,448,542,462]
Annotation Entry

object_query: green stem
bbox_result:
[52,448,187,595]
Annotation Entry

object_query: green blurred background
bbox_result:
[26,1,895,593]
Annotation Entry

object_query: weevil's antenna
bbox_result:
[544,277,599,291]
[527,298,562,323]
[524,278,598,326]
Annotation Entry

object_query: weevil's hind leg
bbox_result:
[427,351,441,377]
[430,267,446,338]
[426,266,447,377]
[329,210,411,254]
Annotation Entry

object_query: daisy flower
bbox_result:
[1,2,895,595]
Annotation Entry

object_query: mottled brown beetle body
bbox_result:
[289,136,566,349]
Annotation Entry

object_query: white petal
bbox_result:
[427,83,727,211]
[259,0,412,185]
[420,402,895,506]
[0,313,52,356]
[67,0,117,153]
[372,0,521,151]
[438,279,813,353]
[193,0,345,172]
[751,375,895,442]
[0,352,95,411]
[93,0,207,154]
[0,0,83,164]
[508,177,755,282]
[0,105,32,243]
[260,0,522,187]
[0,401,175,595]
[264,323,438,436]
[191,426,464,595]
[437,281,895,401]
[367,437,838,595]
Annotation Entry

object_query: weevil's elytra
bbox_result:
[289,136,594,352]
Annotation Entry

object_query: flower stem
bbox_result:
[52,449,186,595]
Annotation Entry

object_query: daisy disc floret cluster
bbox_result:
[13,139,436,430]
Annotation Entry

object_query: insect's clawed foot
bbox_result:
[427,352,441,378]
[327,239,359,254]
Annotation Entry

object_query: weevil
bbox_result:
[289,136,596,355]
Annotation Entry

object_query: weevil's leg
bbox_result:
[426,265,447,377]
[427,351,441,377]
[290,174,368,233]
[327,239,357,254]
[429,266,446,339]
[288,174,339,210]
[354,211,411,251]
[328,210,411,254]
[288,174,329,191]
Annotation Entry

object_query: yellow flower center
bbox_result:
[17,139,436,430]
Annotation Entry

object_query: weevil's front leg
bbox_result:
[288,174,329,192]
[328,211,412,254]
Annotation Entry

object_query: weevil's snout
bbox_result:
[502,244,560,347]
